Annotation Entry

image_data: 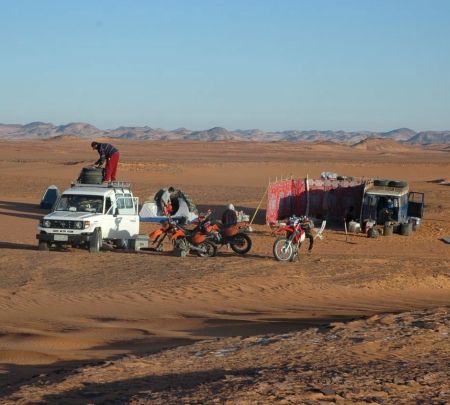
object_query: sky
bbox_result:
[1,0,449,132]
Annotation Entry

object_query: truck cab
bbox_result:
[37,182,139,252]
[361,180,424,227]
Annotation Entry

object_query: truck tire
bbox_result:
[400,222,412,236]
[83,173,103,184]
[374,179,389,186]
[78,167,103,184]
[38,241,50,251]
[89,228,102,253]
[388,180,408,188]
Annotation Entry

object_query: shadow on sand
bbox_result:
[39,367,264,404]
[0,200,48,221]
[0,336,193,399]
[196,204,267,225]
[0,314,359,401]
[0,241,37,250]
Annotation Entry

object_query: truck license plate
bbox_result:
[54,234,68,242]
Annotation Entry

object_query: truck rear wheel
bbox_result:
[400,222,412,236]
[89,228,102,253]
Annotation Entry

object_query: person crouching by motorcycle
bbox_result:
[91,141,120,182]
[221,203,238,227]
[155,187,175,216]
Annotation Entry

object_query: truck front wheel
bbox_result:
[38,241,50,251]
[89,228,102,253]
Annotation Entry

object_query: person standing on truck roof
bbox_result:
[91,141,120,182]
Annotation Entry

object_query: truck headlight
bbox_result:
[74,221,83,229]
[43,220,51,228]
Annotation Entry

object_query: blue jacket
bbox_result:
[94,143,119,165]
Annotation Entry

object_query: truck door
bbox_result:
[102,195,119,238]
[114,194,139,238]
[408,192,424,218]
[361,193,378,222]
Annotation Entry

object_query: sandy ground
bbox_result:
[0,139,449,403]
[2,307,449,404]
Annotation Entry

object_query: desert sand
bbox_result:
[0,139,449,403]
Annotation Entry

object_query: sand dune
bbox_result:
[351,137,416,152]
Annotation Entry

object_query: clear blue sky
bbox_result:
[1,0,449,131]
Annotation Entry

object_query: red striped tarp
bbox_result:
[266,178,365,223]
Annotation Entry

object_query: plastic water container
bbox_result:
[348,221,361,233]
[384,222,394,236]
[409,217,421,231]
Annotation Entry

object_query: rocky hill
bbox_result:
[407,131,450,145]
[0,121,100,139]
[0,122,449,144]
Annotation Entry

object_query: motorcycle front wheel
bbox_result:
[273,237,294,261]
[230,233,252,255]
[197,241,217,257]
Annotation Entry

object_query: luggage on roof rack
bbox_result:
[71,181,132,189]
[78,167,103,184]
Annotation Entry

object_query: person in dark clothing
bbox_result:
[91,141,120,182]
[221,204,238,226]
[345,206,355,226]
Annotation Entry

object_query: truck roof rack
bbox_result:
[71,181,132,189]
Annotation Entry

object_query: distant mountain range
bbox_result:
[0,122,449,144]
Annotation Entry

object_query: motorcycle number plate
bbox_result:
[54,234,68,242]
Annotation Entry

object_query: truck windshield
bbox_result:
[55,195,104,213]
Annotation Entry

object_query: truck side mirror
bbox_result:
[114,207,119,216]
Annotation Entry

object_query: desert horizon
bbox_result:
[2,0,450,402]
[1,121,450,145]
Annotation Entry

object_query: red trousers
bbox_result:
[104,152,120,181]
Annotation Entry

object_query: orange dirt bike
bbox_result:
[273,215,314,261]
[149,219,173,252]
[203,218,253,255]
[149,214,217,257]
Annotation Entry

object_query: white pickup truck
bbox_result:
[36,182,141,252]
